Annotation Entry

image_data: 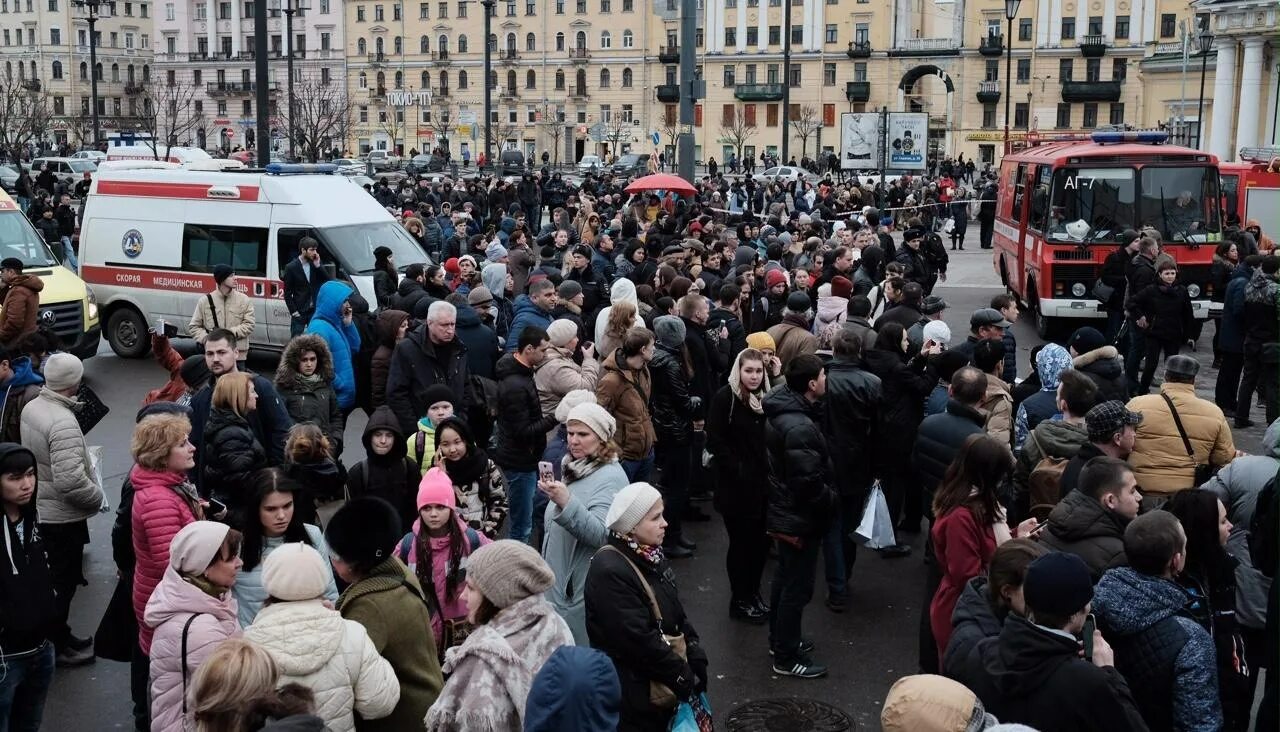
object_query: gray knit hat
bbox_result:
[653,315,686,349]
[565,402,616,442]
[465,539,555,609]
[605,482,663,535]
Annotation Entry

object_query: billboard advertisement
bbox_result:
[840,113,881,170]
[887,113,928,170]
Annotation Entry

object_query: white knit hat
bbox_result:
[605,482,663,535]
[43,353,84,392]
[546,319,579,348]
[261,542,330,602]
[169,521,232,574]
[565,402,616,442]
[923,320,952,347]
[554,389,597,423]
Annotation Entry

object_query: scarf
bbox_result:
[295,372,324,388]
[443,445,490,487]
[612,531,665,567]
[561,453,612,483]
[182,572,231,600]
[727,349,770,414]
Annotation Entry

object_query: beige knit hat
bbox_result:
[565,402,616,442]
[546,319,579,348]
[261,543,330,602]
[169,521,232,574]
[605,482,662,535]
[466,540,555,609]
[554,389,597,423]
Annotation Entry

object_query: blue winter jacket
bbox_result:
[523,646,620,732]
[1218,264,1252,355]
[305,280,362,410]
[504,293,553,353]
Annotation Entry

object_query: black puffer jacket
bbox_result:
[491,353,557,470]
[705,383,769,516]
[201,407,268,509]
[391,277,432,315]
[1071,346,1128,402]
[585,537,708,731]
[895,243,933,291]
[912,400,987,498]
[345,405,419,530]
[1038,489,1129,581]
[763,386,835,538]
[823,358,882,498]
[1098,246,1131,312]
[942,577,1003,688]
[862,348,935,452]
[648,344,697,444]
[1127,283,1193,343]
[386,325,470,436]
[274,334,345,453]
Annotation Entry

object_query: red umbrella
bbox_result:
[624,173,697,196]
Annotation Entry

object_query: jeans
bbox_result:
[822,492,865,600]
[1237,346,1280,425]
[1123,322,1149,391]
[620,450,654,482]
[1139,338,1182,394]
[723,507,768,604]
[769,537,821,663]
[39,520,88,649]
[655,441,691,544]
[0,642,55,732]
[1105,310,1126,345]
[59,236,77,273]
[1215,351,1244,413]
[503,469,537,544]
[290,315,307,337]
[978,217,994,249]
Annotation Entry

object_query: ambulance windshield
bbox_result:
[320,220,433,273]
[0,210,59,268]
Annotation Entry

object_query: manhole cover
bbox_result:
[725,698,855,732]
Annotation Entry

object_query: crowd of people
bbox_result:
[0,162,1276,732]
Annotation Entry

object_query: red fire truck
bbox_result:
[992,130,1223,339]
[1219,146,1280,229]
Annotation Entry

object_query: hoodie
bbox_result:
[347,406,420,529]
[523,646,621,732]
[1012,418,1088,521]
[480,262,514,340]
[1093,567,1222,731]
[304,280,362,410]
[0,443,56,655]
[371,309,410,410]
[1013,343,1072,448]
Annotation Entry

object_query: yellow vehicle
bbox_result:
[0,190,100,358]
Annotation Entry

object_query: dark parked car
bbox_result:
[609,152,650,179]
[499,149,526,175]
[405,154,446,176]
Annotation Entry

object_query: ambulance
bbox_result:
[105,145,214,164]
[80,161,432,358]
[0,190,101,358]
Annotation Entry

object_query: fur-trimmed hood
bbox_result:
[276,334,336,389]
[1071,345,1119,369]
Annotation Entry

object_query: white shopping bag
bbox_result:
[88,445,110,513]
[853,482,896,549]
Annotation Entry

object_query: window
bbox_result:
[766,104,778,127]
[1115,16,1129,40]
[746,26,757,45]
[1061,17,1074,39]
[1108,103,1124,125]
[1014,102,1028,128]
[457,35,467,52]
[744,64,756,84]
[622,30,633,48]
[418,2,427,17]
[723,65,734,87]
[420,35,429,52]
[526,69,536,88]
[51,60,61,78]
[1087,16,1102,36]
[183,224,268,277]
[600,31,610,48]
[788,66,800,87]
[218,1,230,19]
[393,2,401,18]
[721,104,734,127]
[555,69,564,89]
[823,62,835,85]
[743,103,755,126]
[1018,18,1032,41]
[526,32,535,50]
[768,26,779,45]
[824,24,836,44]
[321,67,330,85]
[1016,58,1030,82]
[1055,103,1071,128]
[49,28,58,45]
[982,103,996,128]
[622,0,630,9]
[437,1,445,16]
[985,59,999,81]
[725,28,735,46]
[394,36,402,54]
[555,0,563,11]
[1085,58,1100,82]
[1058,59,1072,81]
[458,70,468,87]
[600,0,608,11]
[374,4,383,20]
[1113,58,1126,81]
[1082,102,1098,128]
[622,67,632,87]
[599,68,609,87]
[1160,13,1175,38]
[853,62,866,82]
[555,32,564,51]
[505,0,514,15]
[320,0,329,11]
[356,5,364,20]
[526,0,534,12]
[357,71,367,88]
[576,0,584,10]
[791,26,802,44]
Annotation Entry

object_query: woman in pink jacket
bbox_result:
[145,521,243,732]
[398,467,489,658]
[130,413,203,658]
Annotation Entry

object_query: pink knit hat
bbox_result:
[416,467,456,510]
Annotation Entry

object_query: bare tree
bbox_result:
[717,106,757,164]
[0,80,51,160]
[484,120,518,152]
[139,81,201,160]
[280,79,355,162]
[538,106,564,165]
[64,113,92,149]
[427,98,455,154]
[376,99,406,155]
[789,105,822,160]
[603,114,631,158]
[660,112,679,168]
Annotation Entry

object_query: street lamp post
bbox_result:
[73,0,102,148]
[1003,0,1021,156]
[1194,28,1213,150]
[481,0,495,169]
[274,0,307,160]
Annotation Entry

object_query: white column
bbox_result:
[1050,0,1061,43]
[736,1,745,53]
[1075,0,1086,45]
[756,0,767,50]
[1036,0,1049,47]
[1208,39,1237,159]
[952,0,965,47]
[207,0,215,54]
[231,0,241,55]
[1235,38,1267,153]
[1267,59,1280,146]
[1142,0,1156,45]
[1103,1,1115,41]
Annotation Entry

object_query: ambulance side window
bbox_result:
[277,227,327,278]
[183,224,268,277]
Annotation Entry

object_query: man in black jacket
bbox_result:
[1098,229,1140,341]
[894,228,933,293]
[1123,237,1160,390]
[492,325,557,544]
[977,182,997,249]
[821,330,881,612]
[913,366,989,503]
[391,263,432,315]
[763,354,834,678]
[386,300,470,436]
[707,283,748,368]
[281,236,330,337]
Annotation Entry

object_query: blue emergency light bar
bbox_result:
[264,163,339,175]
[1090,130,1169,145]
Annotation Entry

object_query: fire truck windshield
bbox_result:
[1044,165,1220,244]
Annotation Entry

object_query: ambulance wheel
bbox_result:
[107,308,150,359]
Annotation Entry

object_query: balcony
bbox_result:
[188,52,213,61]
[206,81,279,95]
[124,82,146,95]
[499,86,519,99]
[658,45,679,63]
[368,52,387,65]
[656,84,680,103]
[21,79,40,92]
[890,37,961,57]
[979,35,1004,56]
[433,50,451,63]
[568,47,590,63]
[1061,79,1122,102]
[499,49,519,64]
[976,80,1001,103]
[372,86,387,98]
[434,86,450,98]
[734,83,784,102]
[1080,34,1108,57]
[845,81,870,102]
[846,41,871,58]
[569,86,589,101]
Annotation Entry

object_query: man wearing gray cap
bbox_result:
[1125,354,1236,505]
[951,307,1011,362]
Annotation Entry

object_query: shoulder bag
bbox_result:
[1161,392,1214,487]
[600,545,687,710]
[205,293,220,330]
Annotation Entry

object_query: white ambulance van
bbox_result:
[105,145,215,164]
[80,161,431,358]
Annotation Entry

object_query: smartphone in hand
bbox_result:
[1082,613,1096,662]
[538,461,554,483]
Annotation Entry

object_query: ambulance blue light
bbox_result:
[264,163,339,175]
[1091,131,1169,145]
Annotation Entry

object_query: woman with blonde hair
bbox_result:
[189,639,320,732]
[597,300,639,362]
[201,371,268,516]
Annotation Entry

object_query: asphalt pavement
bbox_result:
[42,243,1269,730]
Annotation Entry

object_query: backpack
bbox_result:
[1026,431,1069,521]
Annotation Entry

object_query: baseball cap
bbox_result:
[1085,400,1144,442]
[970,308,1012,330]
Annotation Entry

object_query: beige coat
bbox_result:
[980,375,1014,449]
[1127,382,1236,495]
[534,345,602,418]
[189,286,256,356]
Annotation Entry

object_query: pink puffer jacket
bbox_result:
[130,465,199,655]
[144,566,241,732]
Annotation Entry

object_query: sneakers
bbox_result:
[772,656,828,679]
[878,544,913,559]
[56,645,95,668]
[825,594,847,613]
[729,600,768,625]
[66,634,94,652]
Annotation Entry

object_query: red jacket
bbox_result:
[130,464,199,655]
[144,335,186,405]
[929,505,996,665]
